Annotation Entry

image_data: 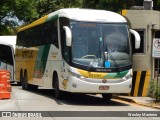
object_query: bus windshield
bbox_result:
[71,21,131,69]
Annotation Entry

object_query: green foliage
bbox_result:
[37,0,83,17]
[0,0,38,35]
[0,0,84,35]
[1,0,160,35]
[11,0,39,22]
[0,0,12,35]
[36,0,56,17]
[148,79,160,101]
[83,0,144,12]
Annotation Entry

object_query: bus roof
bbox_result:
[18,8,127,32]
[0,36,16,51]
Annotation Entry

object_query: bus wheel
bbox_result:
[102,93,112,101]
[54,75,64,99]
[22,71,29,90]
[20,71,25,89]
[30,85,38,91]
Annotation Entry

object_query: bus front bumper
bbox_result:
[68,76,132,93]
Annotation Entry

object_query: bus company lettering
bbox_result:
[22,51,33,58]
[96,69,112,72]
[88,73,101,78]
[51,52,58,58]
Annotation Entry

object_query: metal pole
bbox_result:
[156,59,159,101]
[158,60,159,100]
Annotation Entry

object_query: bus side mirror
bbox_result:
[129,29,141,49]
[63,26,72,46]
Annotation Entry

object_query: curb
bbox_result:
[113,95,160,110]
[113,95,136,103]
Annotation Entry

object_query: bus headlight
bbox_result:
[70,71,86,80]
[122,74,132,81]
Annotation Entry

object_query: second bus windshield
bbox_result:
[71,21,131,69]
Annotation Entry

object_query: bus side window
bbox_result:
[50,20,59,48]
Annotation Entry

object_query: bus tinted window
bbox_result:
[17,20,58,48]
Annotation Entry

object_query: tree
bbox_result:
[11,0,39,22]
[0,0,13,35]
[154,0,160,10]
[36,0,83,17]
[0,0,84,35]
[0,0,39,35]
[82,0,160,11]
[1,0,160,35]
[82,0,143,12]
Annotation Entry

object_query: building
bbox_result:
[122,6,160,96]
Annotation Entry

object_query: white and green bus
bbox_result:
[15,8,140,100]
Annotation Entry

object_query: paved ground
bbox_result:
[0,85,159,120]
[113,95,160,109]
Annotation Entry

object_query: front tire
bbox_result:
[54,74,64,99]
[20,71,25,89]
[21,71,38,90]
[102,93,112,101]
[22,71,29,90]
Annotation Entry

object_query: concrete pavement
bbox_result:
[113,95,160,110]
[1,86,159,111]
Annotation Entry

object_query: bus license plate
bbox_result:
[99,86,109,90]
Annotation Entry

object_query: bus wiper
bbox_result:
[87,48,101,71]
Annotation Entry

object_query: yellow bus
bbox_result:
[15,8,140,100]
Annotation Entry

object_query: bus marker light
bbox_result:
[72,83,77,88]
[62,79,68,89]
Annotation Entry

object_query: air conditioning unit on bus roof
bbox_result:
[143,0,153,10]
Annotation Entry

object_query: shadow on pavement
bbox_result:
[11,84,130,107]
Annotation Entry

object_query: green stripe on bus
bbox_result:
[41,44,51,71]
[46,15,58,22]
[115,70,129,78]
[104,70,129,79]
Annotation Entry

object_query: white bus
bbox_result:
[15,8,140,100]
[0,36,16,82]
